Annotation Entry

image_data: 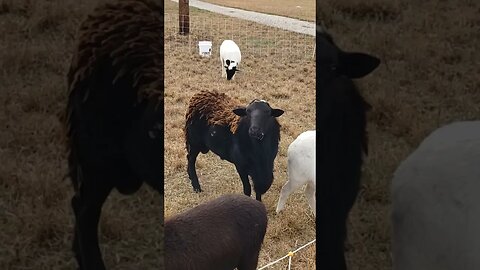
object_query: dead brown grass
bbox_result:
[0,0,162,269]
[1,0,479,269]
[164,0,316,268]
[199,0,315,22]
[318,0,480,269]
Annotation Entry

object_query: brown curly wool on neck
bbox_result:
[185,90,243,136]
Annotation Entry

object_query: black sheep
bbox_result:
[184,90,284,201]
[65,0,164,269]
[316,27,380,270]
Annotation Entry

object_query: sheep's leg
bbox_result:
[187,147,202,192]
[70,163,83,269]
[72,177,113,270]
[318,219,348,270]
[72,196,83,269]
[255,192,262,202]
[275,179,303,213]
[220,57,226,78]
[317,193,349,270]
[275,181,292,213]
[305,181,316,216]
[235,165,251,197]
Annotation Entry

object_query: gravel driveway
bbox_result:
[170,0,315,36]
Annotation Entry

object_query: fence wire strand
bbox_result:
[256,239,316,270]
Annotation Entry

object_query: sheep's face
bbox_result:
[233,100,284,140]
[225,59,238,80]
[317,30,380,81]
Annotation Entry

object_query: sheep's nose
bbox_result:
[249,126,259,133]
[249,127,264,140]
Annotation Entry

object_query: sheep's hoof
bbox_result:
[193,187,202,193]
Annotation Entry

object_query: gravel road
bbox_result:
[170,0,315,36]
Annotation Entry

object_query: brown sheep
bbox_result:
[65,0,163,269]
[165,194,268,270]
[184,90,284,201]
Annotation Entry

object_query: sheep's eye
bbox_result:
[331,65,338,71]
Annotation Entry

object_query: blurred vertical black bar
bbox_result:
[315,0,322,267]
[315,0,348,269]
[315,0,323,268]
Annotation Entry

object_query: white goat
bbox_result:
[219,40,241,80]
[392,121,480,270]
[276,130,316,216]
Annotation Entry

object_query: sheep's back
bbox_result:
[185,90,242,134]
[67,0,163,109]
[288,130,316,183]
[220,40,241,63]
[165,194,267,269]
[392,121,480,270]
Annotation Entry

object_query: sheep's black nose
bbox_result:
[249,127,264,140]
[249,126,260,133]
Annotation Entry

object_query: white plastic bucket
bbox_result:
[198,41,212,57]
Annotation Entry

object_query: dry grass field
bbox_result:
[0,1,163,269]
[165,0,480,269]
[317,0,480,269]
[164,0,316,268]
[1,0,479,269]
[199,0,315,22]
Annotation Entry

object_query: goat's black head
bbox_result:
[317,28,380,81]
[233,99,284,140]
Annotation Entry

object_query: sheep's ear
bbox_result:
[339,52,380,79]
[233,107,247,116]
[271,109,284,117]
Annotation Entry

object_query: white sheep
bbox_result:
[392,121,480,270]
[219,39,241,80]
[276,130,316,216]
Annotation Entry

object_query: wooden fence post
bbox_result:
[179,0,189,35]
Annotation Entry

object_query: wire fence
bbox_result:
[257,239,316,270]
[164,8,316,270]
[165,13,316,61]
